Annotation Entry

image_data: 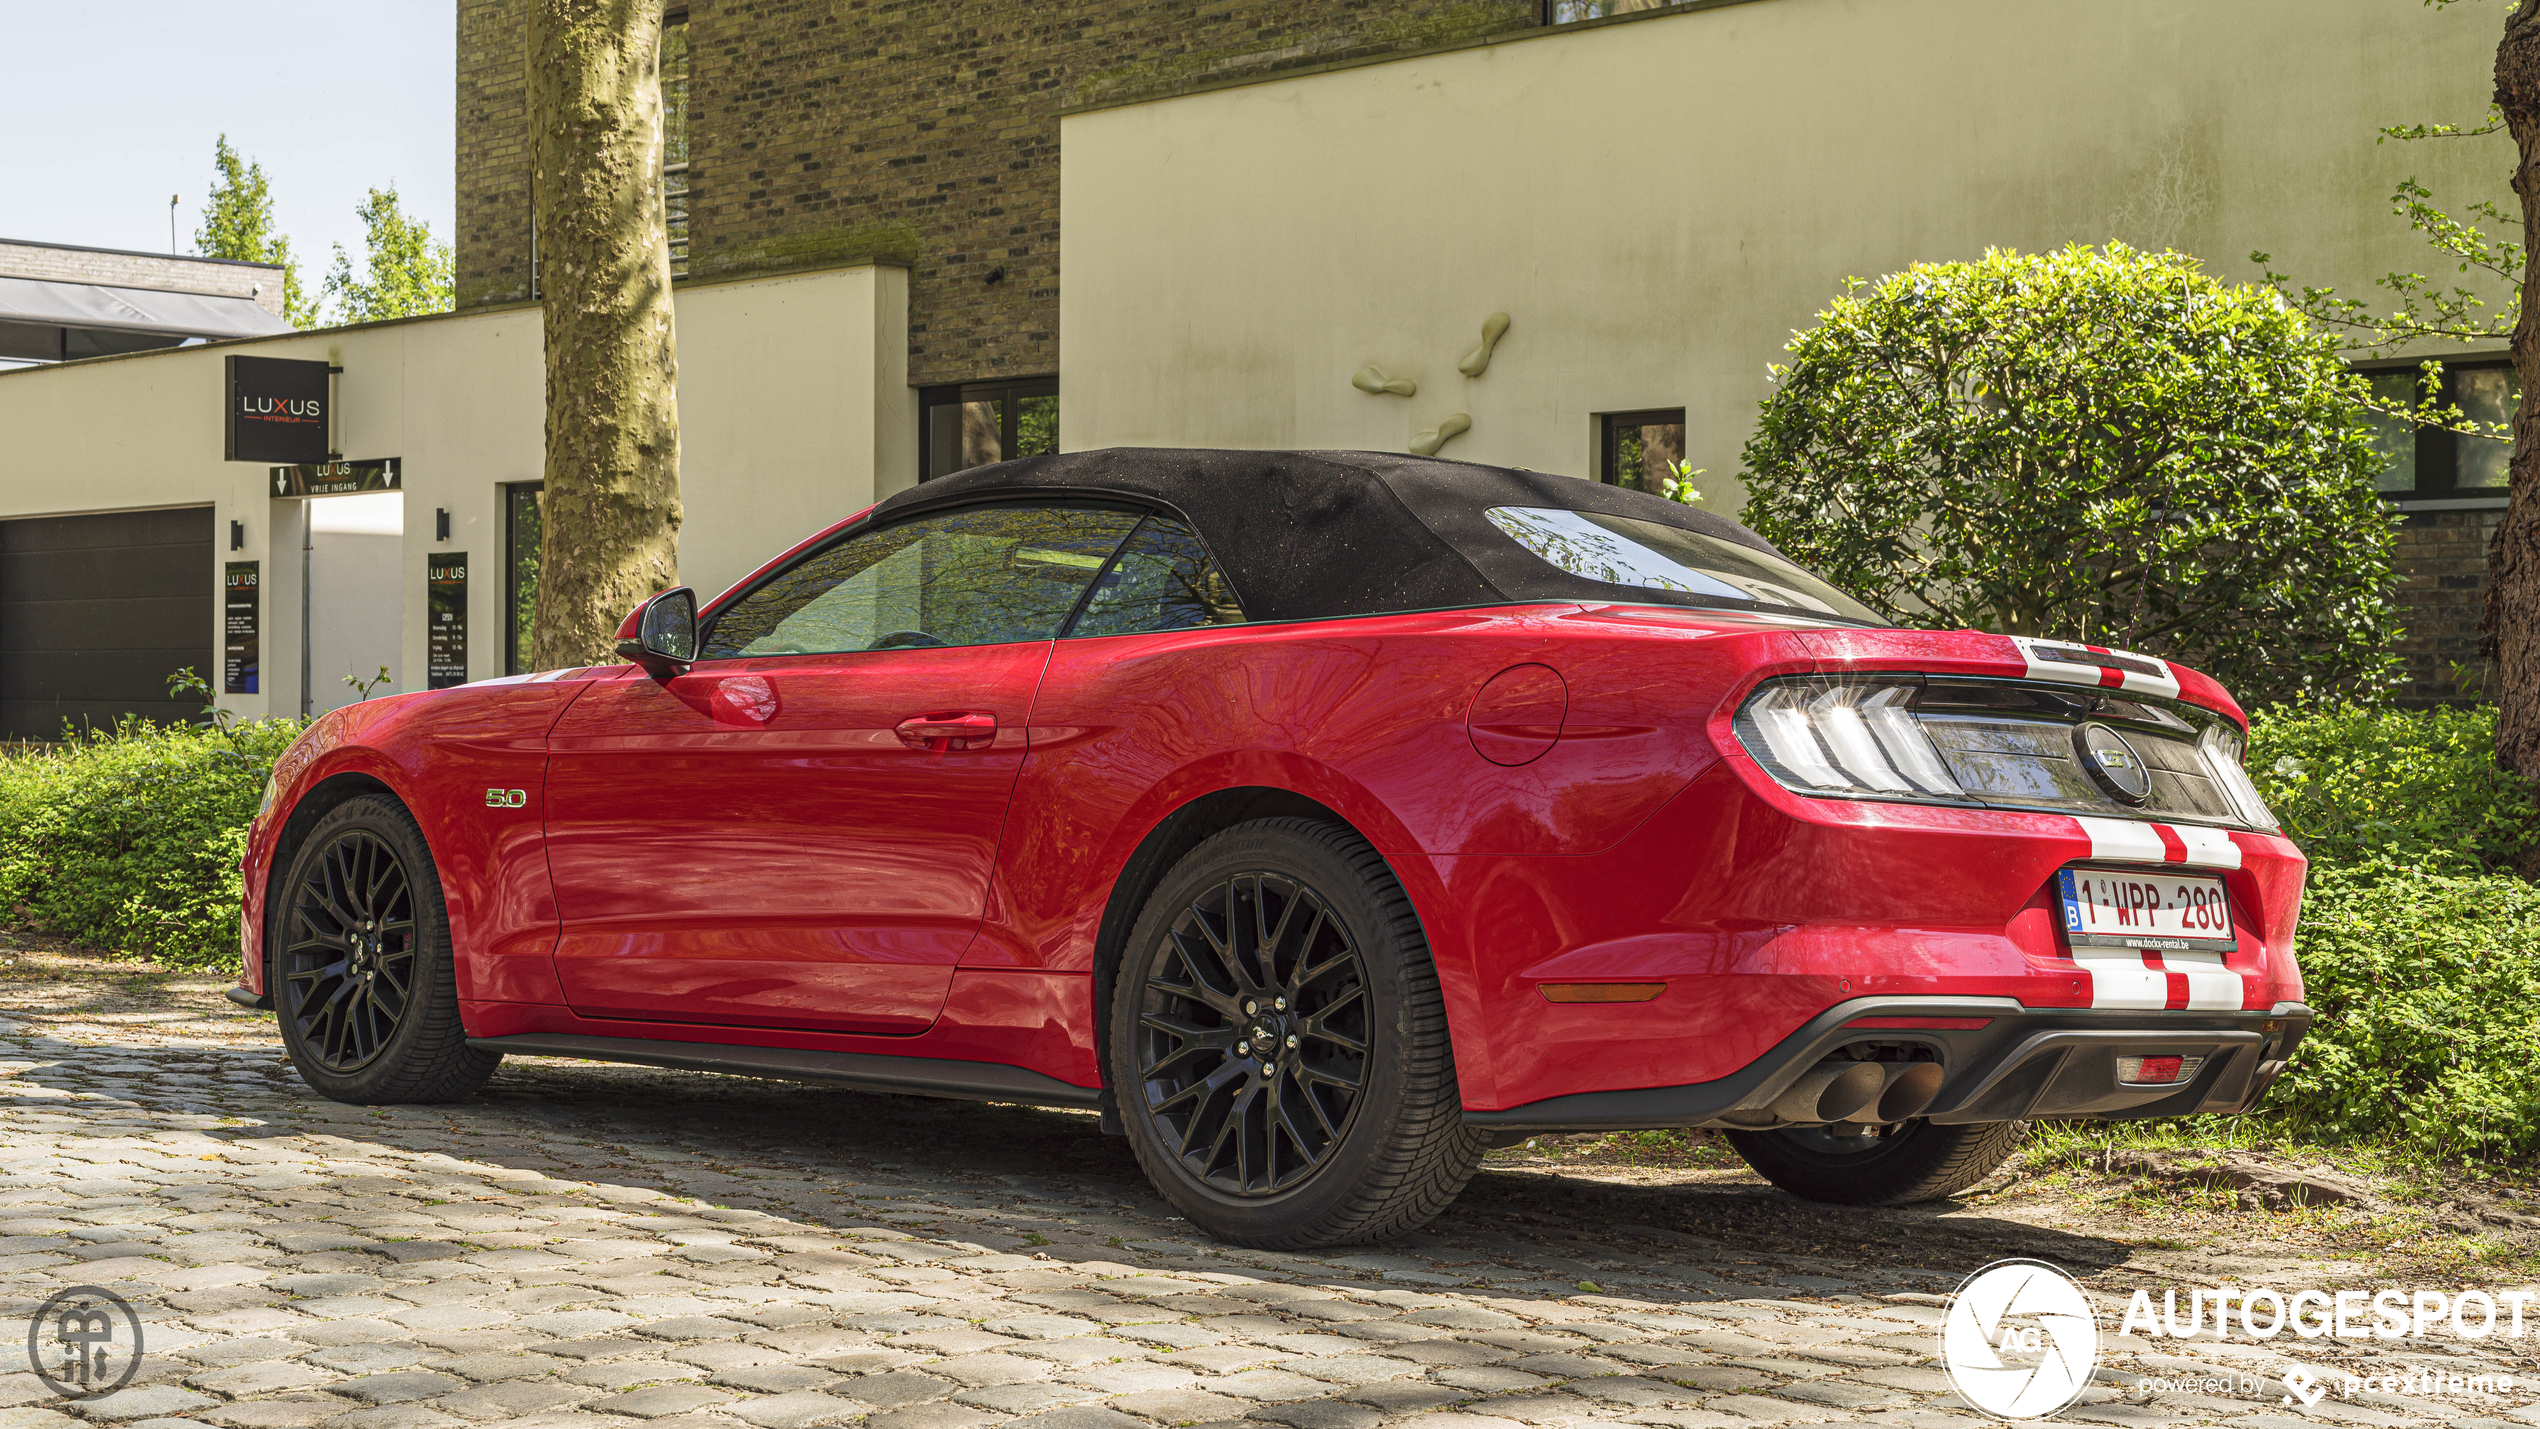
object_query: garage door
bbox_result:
[0,506,214,740]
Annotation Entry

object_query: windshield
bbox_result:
[1483,506,1883,622]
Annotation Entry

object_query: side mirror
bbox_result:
[614,587,697,679]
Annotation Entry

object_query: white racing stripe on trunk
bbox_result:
[2076,816,2167,864]
[2071,951,2168,1009]
[2007,636,2183,700]
[2169,824,2242,870]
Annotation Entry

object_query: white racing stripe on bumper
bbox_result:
[2070,951,2169,1010]
[2076,816,2166,864]
[2161,950,2244,1011]
[2169,823,2242,870]
[2068,817,2251,1009]
[2074,816,2241,870]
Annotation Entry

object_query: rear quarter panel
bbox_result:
[981,605,1812,1106]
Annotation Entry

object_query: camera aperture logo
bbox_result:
[1941,1259,2100,1422]
[25,1285,144,1401]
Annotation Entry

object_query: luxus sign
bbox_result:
[269,459,400,498]
[224,355,333,464]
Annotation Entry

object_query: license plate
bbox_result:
[2057,865,2236,953]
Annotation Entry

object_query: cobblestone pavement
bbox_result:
[1,975,2534,1429]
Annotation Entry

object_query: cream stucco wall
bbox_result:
[0,264,910,722]
[1058,0,2515,507]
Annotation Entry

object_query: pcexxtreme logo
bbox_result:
[1940,1259,2101,1421]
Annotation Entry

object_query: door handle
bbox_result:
[894,710,998,753]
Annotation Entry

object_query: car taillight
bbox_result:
[2195,724,2281,832]
[1730,673,2274,830]
[2114,1054,2204,1085]
[1735,679,1965,799]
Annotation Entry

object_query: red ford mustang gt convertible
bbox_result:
[237,449,2309,1247]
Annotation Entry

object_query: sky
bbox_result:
[2,2,454,302]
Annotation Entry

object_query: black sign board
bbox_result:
[428,552,468,689]
[223,562,260,695]
[225,355,331,464]
[269,458,400,498]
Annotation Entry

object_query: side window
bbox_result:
[1067,516,1246,638]
[702,505,1144,659]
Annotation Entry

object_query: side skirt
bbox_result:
[466,1033,1104,1109]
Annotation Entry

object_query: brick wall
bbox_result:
[456,0,1540,384]
[2391,507,2502,705]
[457,0,534,312]
[0,242,288,319]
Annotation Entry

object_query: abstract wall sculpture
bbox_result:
[1352,313,1507,456]
[1409,412,1471,456]
[1351,365,1418,397]
[1458,312,1511,378]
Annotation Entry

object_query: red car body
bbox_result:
[238,453,2309,1138]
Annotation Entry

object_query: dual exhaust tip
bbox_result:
[1768,1057,1943,1126]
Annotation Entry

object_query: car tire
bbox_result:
[271,795,501,1105]
[1110,817,1486,1248]
[1724,1119,2026,1206]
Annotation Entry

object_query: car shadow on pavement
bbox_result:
[14,996,2489,1429]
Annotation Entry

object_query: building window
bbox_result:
[662,12,689,280]
[1547,0,1686,23]
[2359,358,2517,502]
[1598,408,1686,494]
[504,481,544,675]
[920,379,1060,482]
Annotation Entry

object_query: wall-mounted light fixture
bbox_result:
[435,508,451,542]
[230,519,245,551]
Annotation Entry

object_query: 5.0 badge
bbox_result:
[483,789,527,808]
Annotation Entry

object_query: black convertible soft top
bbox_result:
[865,447,1868,625]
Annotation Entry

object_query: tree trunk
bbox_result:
[528,0,681,670]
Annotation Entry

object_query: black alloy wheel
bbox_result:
[270,795,502,1105]
[1135,872,1371,1195]
[1110,818,1486,1248]
[282,828,419,1073]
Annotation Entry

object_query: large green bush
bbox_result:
[0,716,302,971]
[2271,871,2540,1157]
[2247,703,2538,878]
[1739,243,2399,707]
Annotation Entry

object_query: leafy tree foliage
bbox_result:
[194,135,316,328]
[1739,244,2399,707]
[323,186,456,324]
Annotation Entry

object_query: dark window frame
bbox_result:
[918,377,1059,483]
[1597,407,1687,492]
[2355,356,2516,504]
[502,480,544,676]
[1544,0,1691,24]
[662,9,689,281]
[1061,513,1249,640]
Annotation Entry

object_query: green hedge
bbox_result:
[2226,703,2540,1155]
[2247,703,2537,878]
[2272,870,2540,1156]
[0,716,302,971]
